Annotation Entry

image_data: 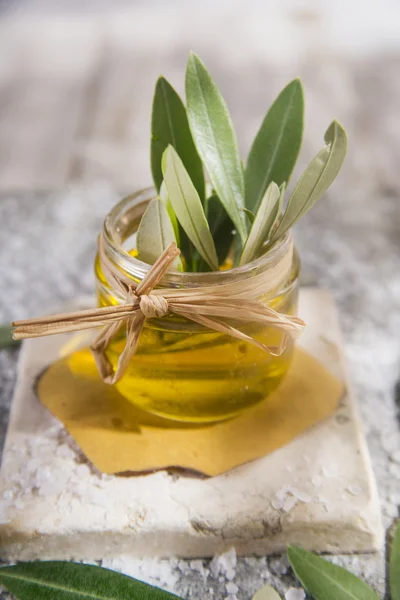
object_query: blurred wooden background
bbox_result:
[1,0,400,195]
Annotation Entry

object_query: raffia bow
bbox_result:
[12,237,305,384]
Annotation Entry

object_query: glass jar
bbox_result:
[95,188,300,423]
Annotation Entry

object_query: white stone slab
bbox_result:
[0,289,383,560]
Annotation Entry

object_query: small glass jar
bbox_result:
[95,188,300,423]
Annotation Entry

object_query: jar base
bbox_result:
[114,367,289,424]
[119,399,253,424]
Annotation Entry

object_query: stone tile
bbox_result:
[0,289,383,560]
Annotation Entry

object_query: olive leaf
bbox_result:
[252,584,282,599]
[270,120,348,243]
[151,76,204,199]
[239,182,280,265]
[268,182,286,239]
[390,522,400,600]
[159,181,180,244]
[0,324,20,348]
[185,52,247,244]
[288,546,380,600]
[205,194,235,265]
[243,208,255,224]
[0,561,181,600]
[245,78,304,213]
[160,180,197,269]
[194,195,235,272]
[137,197,182,269]
[162,145,219,270]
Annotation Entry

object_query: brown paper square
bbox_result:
[37,347,343,477]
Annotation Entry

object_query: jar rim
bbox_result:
[102,186,294,286]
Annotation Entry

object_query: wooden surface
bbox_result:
[0,14,141,190]
[1,2,400,195]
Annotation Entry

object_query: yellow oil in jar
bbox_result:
[95,254,299,423]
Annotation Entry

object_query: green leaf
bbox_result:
[205,194,235,265]
[243,208,255,224]
[162,145,218,270]
[0,324,20,348]
[245,78,304,212]
[240,182,280,265]
[288,546,380,600]
[193,193,235,272]
[151,76,204,199]
[185,52,247,243]
[390,522,400,600]
[252,584,282,599]
[160,180,197,269]
[159,180,180,244]
[0,561,181,600]
[267,182,286,241]
[137,197,182,269]
[271,182,286,228]
[271,120,347,243]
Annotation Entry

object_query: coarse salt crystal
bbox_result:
[226,582,239,594]
[75,464,91,478]
[270,558,288,576]
[291,488,311,503]
[283,495,298,513]
[271,496,284,510]
[322,465,339,478]
[55,444,76,459]
[312,475,322,487]
[274,485,312,513]
[347,483,364,496]
[210,547,236,580]
[178,560,192,574]
[189,559,208,579]
[244,557,258,567]
[285,587,306,599]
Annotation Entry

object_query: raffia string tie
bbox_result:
[12,236,305,385]
[139,294,169,319]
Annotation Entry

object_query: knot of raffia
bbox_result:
[139,294,169,319]
[12,239,305,385]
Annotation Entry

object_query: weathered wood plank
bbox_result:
[71,48,154,190]
[0,18,102,191]
[0,77,90,191]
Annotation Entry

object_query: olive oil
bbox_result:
[96,254,298,422]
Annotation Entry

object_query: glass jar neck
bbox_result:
[101,187,296,293]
